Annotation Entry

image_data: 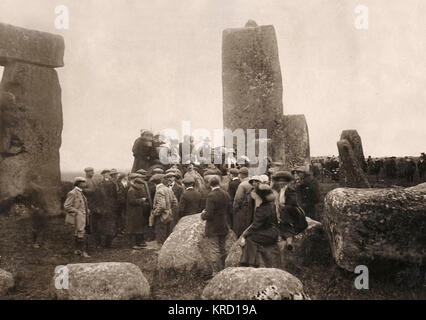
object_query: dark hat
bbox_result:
[134,178,146,185]
[110,169,119,176]
[136,169,148,175]
[272,171,293,182]
[150,174,165,184]
[101,169,111,175]
[152,168,164,174]
[129,173,143,180]
[239,167,249,175]
[182,176,195,185]
[84,167,94,172]
[229,168,239,175]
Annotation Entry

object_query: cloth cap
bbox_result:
[101,169,110,175]
[150,174,165,184]
[74,177,86,184]
[182,176,195,185]
[239,167,249,175]
[84,167,94,172]
[272,171,293,182]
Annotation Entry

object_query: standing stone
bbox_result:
[222,21,283,136]
[337,139,370,188]
[273,115,310,170]
[0,24,64,214]
[222,21,311,168]
[340,130,366,171]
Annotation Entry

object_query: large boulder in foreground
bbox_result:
[323,186,426,272]
[157,214,237,279]
[51,262,150,300]
[0,269,14,297]
[202,267,307,300]
[225,218,332,269]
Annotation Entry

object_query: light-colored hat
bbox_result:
[259,175,269,183]
[249,175,262,185]
[110,169,119,176]
[74,177,86,184]
[292,165,310,174]
[84,167,94,172]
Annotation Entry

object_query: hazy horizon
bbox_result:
[1,0,425,172]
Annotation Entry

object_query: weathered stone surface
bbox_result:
[275,114,310,169]
[340,130,366,171]
[157,214,237,279]
[225,218,331,269]
[0,268,14,297]
[202,267,307,300]
[0,62,63,214]
[0,23,64,68]
[323,187,426,272]
[337,139,370,188]
[222,21,283,134]
[51,262,150,300]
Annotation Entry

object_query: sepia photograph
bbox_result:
[0,0,425,307]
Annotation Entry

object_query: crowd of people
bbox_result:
[64,161,321,270]
[311,153,426,183]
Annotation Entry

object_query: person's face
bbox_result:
[79,181,87,189]
[276,180,288,189]
[252,181,260,188]
[188,164,194,171]
[86,170,94,178]
[103,173,111,180]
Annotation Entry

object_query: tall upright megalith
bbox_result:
[340,130,367,172]
[222,20,283,137]
[222,21,310,170]
[0,23,64,214]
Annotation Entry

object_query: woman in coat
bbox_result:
[126,178,152,249]
[239,184,281,268]
[272,171,308,251]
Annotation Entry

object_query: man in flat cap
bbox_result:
[132,130,159,173]
[178,176,201,220]
[150,174,178,246]
[292,166,320,220]
[64,177,91,258]
[83,167,97,217]
[233,167,254,237]
[91,170,119,248]
[165,171,184,228]
[201,176,232,273]
[226,168,241,229]
[126,177,152,249]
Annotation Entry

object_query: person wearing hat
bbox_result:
[272,171,308,251]
[150,174,178,246]
[227,168,241,229]
[91,171,119,248]
[165,171,184,228]
[126,177,152,249]
[184,163,204,192]
[64,177,91,258]
[239,184,280,268]
[201,176,232,273]
[233,168,255,237]
[292,166,320,221]
[131,130,159,172]
[178,176,202,220]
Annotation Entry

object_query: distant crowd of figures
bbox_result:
[311,152,426,183]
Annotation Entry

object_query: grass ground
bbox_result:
[0,175,424,300]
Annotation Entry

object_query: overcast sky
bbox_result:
[1,0,425,172]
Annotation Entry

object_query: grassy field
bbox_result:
[0,176,424,300]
